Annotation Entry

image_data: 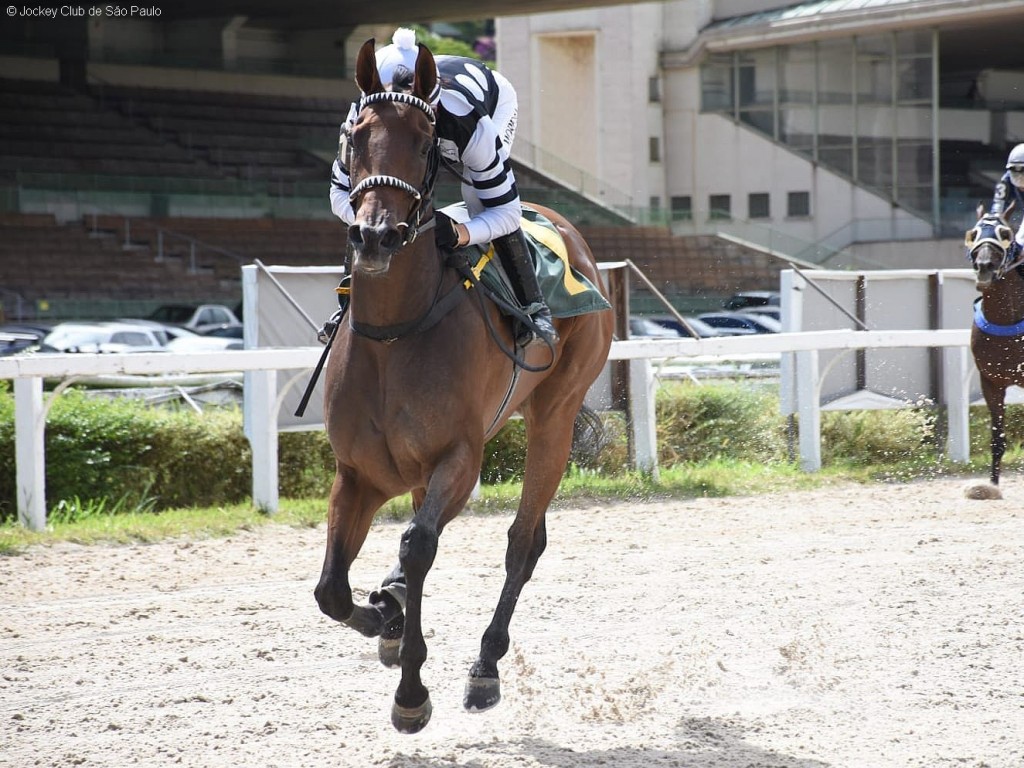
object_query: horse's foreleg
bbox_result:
[391,465,476,734]
[464,411,574,713]
[313,469,388,635]
[981,379,1008,486]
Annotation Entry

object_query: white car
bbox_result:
[39,322,168,354]
[146,303,241,334]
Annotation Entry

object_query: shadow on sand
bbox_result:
[387,714,830,768]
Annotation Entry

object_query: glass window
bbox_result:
[648,75,660,103]
[700,54,733,112]
[737,48,776,137]
[670,195,692,221]
[748,192,770,219]
[778,44,815,105]
[787,191,810,217]
[709,194,731,220]
[856,34,893,104]
[649,136,660,163]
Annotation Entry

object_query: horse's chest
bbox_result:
[972,333,1024,383]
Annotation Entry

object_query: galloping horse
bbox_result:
[965,205,1024,490]
[313,39,613,732]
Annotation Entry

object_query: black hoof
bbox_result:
[463,675,501,712]
[391,696,432,733]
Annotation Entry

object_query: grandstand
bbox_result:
[0,15,787,325]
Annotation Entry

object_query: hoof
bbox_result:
[378,637,400,668]
[391,696,432,734]
[963,481,1002,500]
[463,675,501,713]
[378,613,403,669]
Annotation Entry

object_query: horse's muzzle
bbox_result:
[349,222,402,273]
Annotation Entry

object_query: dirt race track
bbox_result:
[2,477,1022,768]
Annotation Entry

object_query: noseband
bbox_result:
[346,91,440,247]
[966,215,1020,280]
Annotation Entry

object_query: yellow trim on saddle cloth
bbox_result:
[463,245,496,289]
[519,217,589,296]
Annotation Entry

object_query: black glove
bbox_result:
[434,211,460,251]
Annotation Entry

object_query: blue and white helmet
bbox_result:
[1006,143,1024,170]
[374,28,441,105]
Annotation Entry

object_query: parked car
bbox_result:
[723,291,780,310]
[39,321,168,353]
[740,306,782,323]
[116,318,202,346]
[166,324,244,352]
[697,312,782,335]
[147,303,241,334]
[648,315,722,338]
[629,316,682,339]
[201,323,244,340]
[0,323,51,356]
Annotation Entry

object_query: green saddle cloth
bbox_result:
[443,203,611,318]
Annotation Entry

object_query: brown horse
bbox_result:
[313,39,614,733]
[965,205,1024,490]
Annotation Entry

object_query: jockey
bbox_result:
[988,143,1024,260]
[330,28,558,346]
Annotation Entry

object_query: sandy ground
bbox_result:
[1,477,1022,768]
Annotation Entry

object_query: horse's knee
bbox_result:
[399,522,438,575]
[314,577,354,623]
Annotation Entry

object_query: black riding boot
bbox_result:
[493,229,559,346]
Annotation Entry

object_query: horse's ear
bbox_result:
[355,38,383,95]
[976,203,985,220]
[1006,200,1016,220]
[414,43,437,104]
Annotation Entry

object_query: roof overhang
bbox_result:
[662,0,1024,69]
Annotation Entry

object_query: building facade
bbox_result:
[498,0,1024,268]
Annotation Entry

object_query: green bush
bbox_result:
[4,381,1019,522]
[656,381,786,465]
[820,407,936,465]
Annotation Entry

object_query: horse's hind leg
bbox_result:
[373,489,426,668]
[313,469,396,636]
[981,378,1008,485]
[464,399,576,713]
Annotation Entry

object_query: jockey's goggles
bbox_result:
[1010,168,1024,188]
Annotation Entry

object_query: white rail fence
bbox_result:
[0,328,975,531]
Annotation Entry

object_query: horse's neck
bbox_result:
[981,269,1024,325]
[349,240,448,328]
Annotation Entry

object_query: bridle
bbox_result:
[345,90,441,248]
[966,214,1021,281]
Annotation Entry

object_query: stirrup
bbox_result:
[522,305,558,347]
[317,308,344,345]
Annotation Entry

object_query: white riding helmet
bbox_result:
[374,28,441,105]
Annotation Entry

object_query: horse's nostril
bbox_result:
[349,224,364,246]
[379,229,402,251]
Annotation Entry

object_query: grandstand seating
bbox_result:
[0,74,779,322]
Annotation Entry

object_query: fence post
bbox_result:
[796,349,822,471]
[944,346,971,462]
[628,358,659,479]
[14,377,46,531]
[244,369,279,513]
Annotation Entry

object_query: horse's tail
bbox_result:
[569,404,608,467]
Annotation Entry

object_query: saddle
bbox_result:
[443,203,611,320]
